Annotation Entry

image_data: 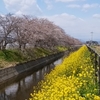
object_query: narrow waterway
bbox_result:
[0,58,62,100]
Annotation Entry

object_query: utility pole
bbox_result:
[91,32,93,45]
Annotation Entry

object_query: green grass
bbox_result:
[0,49,26,62]
[56,46,67,52]
[0,45,69,68]
[0,50,20,68]
[34,47,53,57]
[0,47,66,68]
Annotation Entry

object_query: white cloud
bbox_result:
[41,13,100,40]
[93,14,100,19]
[2,0,100,40]
[56,0,76,2]
[44,0,53,10]
[3,0,42,15]
[55,0,85,3]
[82,3,99,12]
[66,4,81,8]
[42,13,86,37]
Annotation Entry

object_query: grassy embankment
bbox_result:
[29,45,100,100]
[92,45,100,54]
[0,46,67,68]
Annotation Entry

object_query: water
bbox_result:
[0,59,62,100]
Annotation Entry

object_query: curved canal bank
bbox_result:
[0,56,63,100]
[0,52,64,89]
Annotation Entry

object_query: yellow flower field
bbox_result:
[29,45,100,100]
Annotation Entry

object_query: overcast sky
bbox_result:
[0,0,100,41]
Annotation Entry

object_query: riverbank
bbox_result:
[0,45,80,89]
[0,46,67,68]
[0,58,63,100]
[0,51,64,89]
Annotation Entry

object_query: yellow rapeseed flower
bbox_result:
[29,45,99,100]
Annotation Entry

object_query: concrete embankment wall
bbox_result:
[0,52,64,86]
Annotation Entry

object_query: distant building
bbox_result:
[86,41,99,45]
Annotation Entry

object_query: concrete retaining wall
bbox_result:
[0,52,64,86]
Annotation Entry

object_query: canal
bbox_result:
[0,58,62,100]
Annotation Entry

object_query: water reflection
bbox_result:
[0,59,62,100]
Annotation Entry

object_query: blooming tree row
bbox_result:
[0,14,81,50]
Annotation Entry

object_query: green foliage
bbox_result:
[0,49,26,62]
[0,48,53,63]
[56,46,67,52]
[21,47,53,60]
[0,49,27,68]
[0,47,60,68]
[34,47,52,57]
